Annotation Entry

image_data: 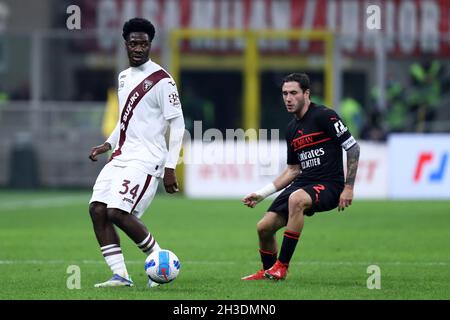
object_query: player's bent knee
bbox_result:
[256,218,276,237]
[288,192,309,211]
[256,220,269,235]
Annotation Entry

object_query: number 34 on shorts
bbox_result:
[90,163,159,217]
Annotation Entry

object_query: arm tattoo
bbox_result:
[345,143,360,187]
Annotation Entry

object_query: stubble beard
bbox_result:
[294,98,305,116]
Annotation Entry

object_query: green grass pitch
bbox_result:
[0,190,449,300]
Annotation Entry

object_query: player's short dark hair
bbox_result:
[282,73,310,93]
[122,18,155,41]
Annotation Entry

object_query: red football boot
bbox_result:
[241,269,267,280]
[264,260,288,280]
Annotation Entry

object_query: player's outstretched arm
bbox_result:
[339,142,360,211]
[89,142,112,162]
[242,165,301,208]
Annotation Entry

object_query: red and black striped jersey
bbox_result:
[286,102,356,184]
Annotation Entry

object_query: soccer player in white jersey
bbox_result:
[88,18,185,288]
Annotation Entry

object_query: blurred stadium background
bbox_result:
[0,0,449,300]
[1,0,449,196]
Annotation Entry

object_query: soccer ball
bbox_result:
[144,249,181,284]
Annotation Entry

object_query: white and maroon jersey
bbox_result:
[106,59,183,177]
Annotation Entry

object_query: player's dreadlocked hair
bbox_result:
[282,73,310,94]
[122,17,155,41]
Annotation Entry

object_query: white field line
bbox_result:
[0,195,88,211]
[0,260,448,266]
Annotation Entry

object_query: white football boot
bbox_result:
[94,274,134,288]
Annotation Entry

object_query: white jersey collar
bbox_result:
[131,58,153,72]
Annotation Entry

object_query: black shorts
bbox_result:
[267,180,344,218]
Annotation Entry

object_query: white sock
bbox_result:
[136,233,161,256]
[101,244,129,279]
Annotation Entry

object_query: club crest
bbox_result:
[143,79,153,92]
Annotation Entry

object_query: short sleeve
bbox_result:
[317,108,357,151]
[156,78,183,120]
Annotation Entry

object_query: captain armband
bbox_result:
[341,136,357,151]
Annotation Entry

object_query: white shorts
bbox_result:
[89,162,159,218]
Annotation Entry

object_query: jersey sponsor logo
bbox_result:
[298,147,325,161]
[334,120,348,137]
[300,157,321,170]
[143,79,153,92]
[298,148,325,170]
[122,91,140,122]
[168,81,176,86]
[111,69,170,160]
[291,132,331,151]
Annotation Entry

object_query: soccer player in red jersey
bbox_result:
[242,73,360,280]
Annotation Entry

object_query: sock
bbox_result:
[101,244,129,279]
[278,230,301,266]
[136,233,161,256]
[259,249,277,270]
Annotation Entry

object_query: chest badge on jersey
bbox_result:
[143,79,153,92]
